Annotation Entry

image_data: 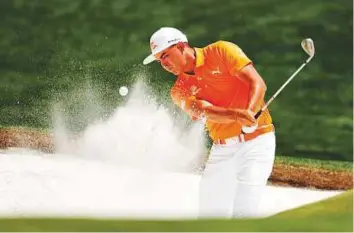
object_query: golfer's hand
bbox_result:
[234,109,257,126]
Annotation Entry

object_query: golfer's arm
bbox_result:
[171,89,240,123]
[171,86,249,124]
[170,89,202,120]
[202,105,243,124]
[234,64,266,113]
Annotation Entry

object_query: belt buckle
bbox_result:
[215,133,247,145]
[224,136,243,145]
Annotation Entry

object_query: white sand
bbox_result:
[0,151,342,219]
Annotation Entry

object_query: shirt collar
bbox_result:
[181,48,204,76]
[194,47,204,68]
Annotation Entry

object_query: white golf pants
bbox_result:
[199,132,276,218]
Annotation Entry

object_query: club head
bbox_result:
[301,38,315,58]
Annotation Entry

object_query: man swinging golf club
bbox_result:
[143,26,274,218]
[142,27,313,218]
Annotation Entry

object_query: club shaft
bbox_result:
[255,56,313,119]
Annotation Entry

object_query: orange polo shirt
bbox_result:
[170,40,272,141]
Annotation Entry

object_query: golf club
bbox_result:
[242,38,315,134]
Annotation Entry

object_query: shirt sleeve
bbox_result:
[170,83,200,121]
[171,84,188,111]
[217,41,252,75]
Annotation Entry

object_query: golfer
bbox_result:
[143,27,276,218]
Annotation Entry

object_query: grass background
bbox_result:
[274,156,353,172]
[0,0,353,161]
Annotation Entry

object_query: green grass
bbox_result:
[275,155,353,172]
[0,190,352,232]
[0,125,50,133]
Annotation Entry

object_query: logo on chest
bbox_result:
[190,85,202,96]
[211,66,222,75]
[211,70,221,75]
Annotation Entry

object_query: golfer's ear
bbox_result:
[176,42,186,52]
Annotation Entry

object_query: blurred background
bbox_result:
[0,0,352,161]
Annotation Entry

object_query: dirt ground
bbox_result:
[0,127,352,191]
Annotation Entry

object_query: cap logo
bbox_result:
[168,38,180,44]
[150,41,158,50]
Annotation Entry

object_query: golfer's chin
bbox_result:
[171,70,181,75]
[164,67,181,75]
[167,69,180,76]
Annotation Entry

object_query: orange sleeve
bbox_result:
[171,84,187,111]
[217,41,252,75]
[170,84,200,121]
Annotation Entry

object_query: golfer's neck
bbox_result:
[183,48,197,75]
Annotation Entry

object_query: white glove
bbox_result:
[242,123,258,134]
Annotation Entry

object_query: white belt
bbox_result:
[214,134,245,145]
[213,125,274,145]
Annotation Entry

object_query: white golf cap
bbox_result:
[143,27,188,65]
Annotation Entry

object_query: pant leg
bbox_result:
[199,144,243,218]
[232,132,276,218]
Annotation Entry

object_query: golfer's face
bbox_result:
[155,45,185,75]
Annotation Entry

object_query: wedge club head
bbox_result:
[301,38,315,61]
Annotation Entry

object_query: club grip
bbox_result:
[254,110,262,119]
